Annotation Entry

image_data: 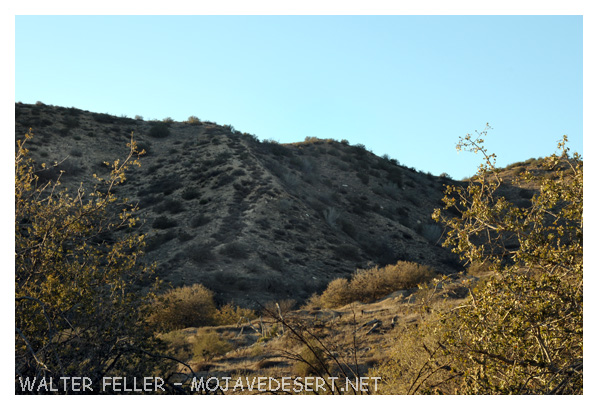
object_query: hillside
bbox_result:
[16,102,465,306]
[15,102,582,395]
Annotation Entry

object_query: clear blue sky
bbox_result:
[15,15,582,179]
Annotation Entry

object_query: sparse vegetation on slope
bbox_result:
[15,102,462,306]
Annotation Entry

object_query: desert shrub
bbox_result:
[213,173,235,188]
[138,193,163,209]
[187,243,215,265]
[369,168,381,178]
[352,143,367,152]
[148,284,217,331]
[378,181,400,199]
[69,148,83,157]
[293,346,329,377]
[92,113,114,123]
[262,139,291,157]
[351,261,435,302]
[142,177,182,195]
[187,115,201,124]
[339,218,357,239]
[148,122,170,138]
[162,117,174,124]
[387,167,403,187]
[136,140,152,156]
[264,254,284,271]
[318,278,353,308]
[356,170,369,184]
[144,230,177,252]
[152,215,178,229]
[281,171,300,188]
[332,244,361,261]
[58,127,72,137]
[155,199,185,214]
[192,330,233,360]
[190,214,210,228]
[219,242,249,259]
[213,303,256,325]
[181,187,200,200]
[159,330,192,360]
[318,261,436,308]
[177,231,195,243]
[62,116,80,129]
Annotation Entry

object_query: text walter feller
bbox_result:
[18,376,382,393]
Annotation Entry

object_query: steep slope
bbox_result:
[15,102,463,306]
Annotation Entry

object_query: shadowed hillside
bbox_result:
[15,102,464,306]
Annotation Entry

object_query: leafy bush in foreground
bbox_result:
[15,131,163,389]
[433,132,583,394]
[373,128,583,394]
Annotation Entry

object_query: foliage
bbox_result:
[293,345,328,377]
[148,122,170,138]
[318,261,436,308]
[219,242,249,259]
[148,284,256,330]
[152,215,178,229]
[192,330,233,360]
[317,278,352,308]
[425,127,583,394]
[213,303,256,326]
[372,312,459,394]
[148,284,218,332]
[15,130,164,390]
